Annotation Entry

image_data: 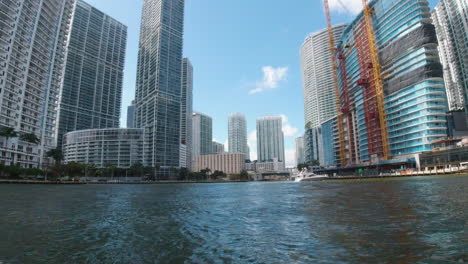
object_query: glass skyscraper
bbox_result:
[0,0,75,167]
[191,112,213,159]
[336,0,448,163]
[256,116,285,163]
[181,58,193,168]
[228,112,249,159]
[134,0,185,175]
[56,0,127,148]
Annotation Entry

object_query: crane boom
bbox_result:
[360,0,390,160]
[323,0,347,167]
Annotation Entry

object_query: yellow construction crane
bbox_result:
[323,0,347,167]
[360,0,390,160]
[323,0,390,164]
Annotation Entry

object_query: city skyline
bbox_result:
[83,0,440,167]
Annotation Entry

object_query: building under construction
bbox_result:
[330,0,448,167]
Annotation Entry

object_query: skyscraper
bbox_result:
[336,0,447,164]
[256,116,285,163]
[295,135,305,166]
[432,0,468,112]
[134,0,185,175]
[191,112,213,159]
[300,25,347,128]
[228,113,248,159]
[56,0,127,147]
[0,0,75,167]
[181,58,193,168]
[127,100,135,128]
[212,141,225,154]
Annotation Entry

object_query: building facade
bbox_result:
[0,0,75,168]
[193,153,244,175]
[300,25,347,128]
[180,58,193,168]
[248,158,285,173]
[228,113,249,159]
[336,0,448,165]
[134,0,185,176]
[63,128,144,168]
[295,135,305,166]
[127,100,135,128]
[212,141,225,154]
[56,0,127,148]
[319,117,339,167]
[432,0,468,112]
[191,112,213,159]
[256,116,285,163]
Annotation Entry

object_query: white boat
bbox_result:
[293,168,328,182]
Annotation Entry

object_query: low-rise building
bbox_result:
[194,153,244,175]
[63,128,144,168]
[244,158,285,173]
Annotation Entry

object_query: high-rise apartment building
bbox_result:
[256,116,285,163]
[212,141,224,154]
[181,58,193,168]
[295,135,305,166]
[300,25,347,128]
[134,0,185,175]
[56,0,127,147]
[228,113,248,159]
[0,0,75,167]
[127,100,135,128]
[191,112,213,159]
[432,0,468,112]
[336,0,448,164]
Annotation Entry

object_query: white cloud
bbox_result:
[280,114,298,137]
[328,0,362,15]
[285,149,296,168]
[248,66,288,94]
[224,139,228,151]
[283,124,298,137]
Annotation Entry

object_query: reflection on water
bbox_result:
[0,175,466,263]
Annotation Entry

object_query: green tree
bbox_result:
[297,163,309,171]
[0,127,18,148]
[19,133,40,145]
[46,148,63,165]
[239,170,249,181]
[129,162,144,177]
[178,167,189,181]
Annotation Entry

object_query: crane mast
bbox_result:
[323,0,347,167]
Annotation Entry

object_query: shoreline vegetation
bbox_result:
[0,173,466,185]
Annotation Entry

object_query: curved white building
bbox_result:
[300,24,347,128]
[63,128,144,168]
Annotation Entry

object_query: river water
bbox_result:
[0,175,466,264]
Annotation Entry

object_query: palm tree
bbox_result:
[0,127,18,149]
[19,133,40,145]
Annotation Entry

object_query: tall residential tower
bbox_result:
[134,0,185,176]
[300,25,347,128]
[0,0,75,167]
[256,116,285,163]
[228,113,249,159]
[432,0,468,112]
[56,0,127,147]
[191,112,213,160]
[180,58,193,168]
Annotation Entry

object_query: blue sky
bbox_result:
[85,0,438,167]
